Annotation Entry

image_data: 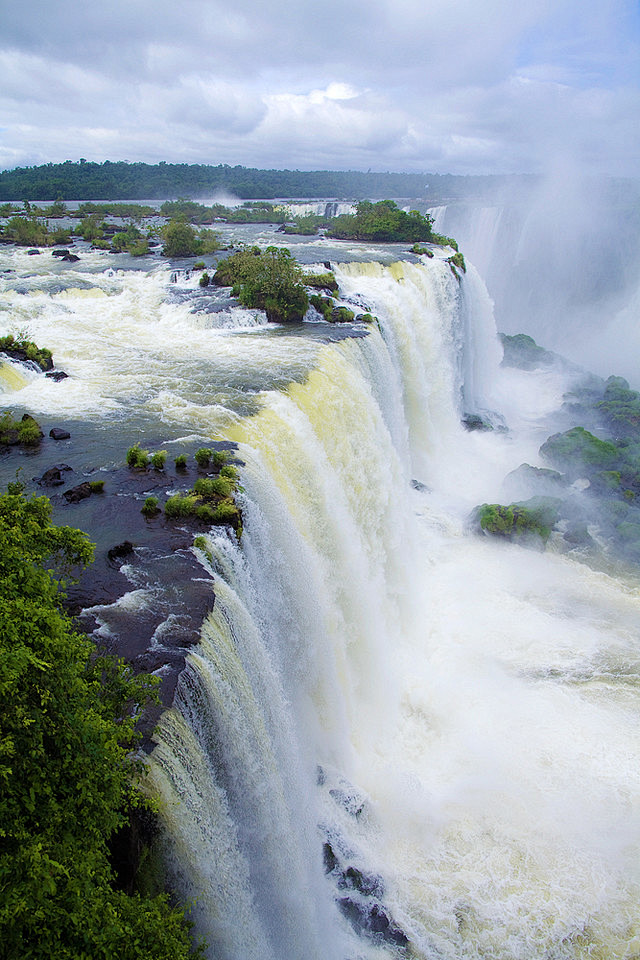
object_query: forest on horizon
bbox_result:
[0,159,528,203]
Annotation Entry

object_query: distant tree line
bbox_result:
[0,159,520,202]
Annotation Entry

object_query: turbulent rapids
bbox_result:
[1,237,640,959]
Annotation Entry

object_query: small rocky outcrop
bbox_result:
[49,426,71,439]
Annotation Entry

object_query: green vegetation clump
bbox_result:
[0,485,200,958]
[282,214,326,235]
[0,334,53,371]
[110,223,150,256]
[0,213,71,248]
[174,453,188,470]
[303,271,339,292]
[162,220,220,258]
[126,443,150,469]
[475,497,561,544]
[0,411,43,447]
[330,306,355,323]
[141,495,160,517]
[410,243,434,256]
[89,479,105,493]
[309,294,334,320]
[327,201,438,243]
[164,451,241,535]
[195,447,213,468]
[150,450,167,471]
[213,246,309,323]
[199,271,210,288]
[447,251,466,276]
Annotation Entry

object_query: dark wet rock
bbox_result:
[329,787,366,818]
[411,479,430,492]
[36,464,72,487]
[27,249,41,255]
[61,253,80,262]
[49,426,71,439]
[500,332,556,370]
[52,248,72,257]
[342,866,384,899]
[46,371,69,382]
[63,481,93,503]
[338,898,409,949]
[323,841,339,873]
[108,541,136,564]
[462,413,493,432]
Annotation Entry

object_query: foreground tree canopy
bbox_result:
[0,485,201,959]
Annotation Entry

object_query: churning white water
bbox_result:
[2,240,639,958]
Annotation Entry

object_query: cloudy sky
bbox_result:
[1,0,638,175]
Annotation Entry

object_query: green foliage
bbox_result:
[447,251,466,275]
[303,271,339,291]
[0,160,520,205]
[150,450,167,471]
[194,447,212,468]
[110,223,149,256]
[174,453,188,470]
[164,493,200,519]
[141,496,160,517]
[126,443,150,469]
[282,214,326,235]
[410,243,434,256]
[219,464,238,480]
[193,476,234,499]
[309,294,334,320]
[476,497,561,544]
[162,220,220,258]
[74,214,105,242]
[0,488,199,958]
[0,411,43,447]
[193,260,205,270]
[327,201,437,243]
[330,306,355,323]
[89,479,105,493]
[3,215,50,246]
[212,450,229,469]
[199,271,210,288]
[214,246,309,323]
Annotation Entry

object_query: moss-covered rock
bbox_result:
[474,497,562,545]
[540,427,620,475]
[499,333,556,370]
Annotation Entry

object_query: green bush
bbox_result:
[141,496,160,517]
[174,454,188,470]
[213,246,309,323]
[199,271,210,288]
[193,476,234,499]
[89,479,105,493]
[126,443,150,469]
[150,450,167,471]
[194,447,212,468]
[219,464,238,481]
[328,201,438,243]
[17,416,43,446]
[212,450,229,469]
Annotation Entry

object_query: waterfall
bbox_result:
[145,256,640,960]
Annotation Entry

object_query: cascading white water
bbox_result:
[146,256,640,959]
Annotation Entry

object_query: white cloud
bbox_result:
[0,0,637,174]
